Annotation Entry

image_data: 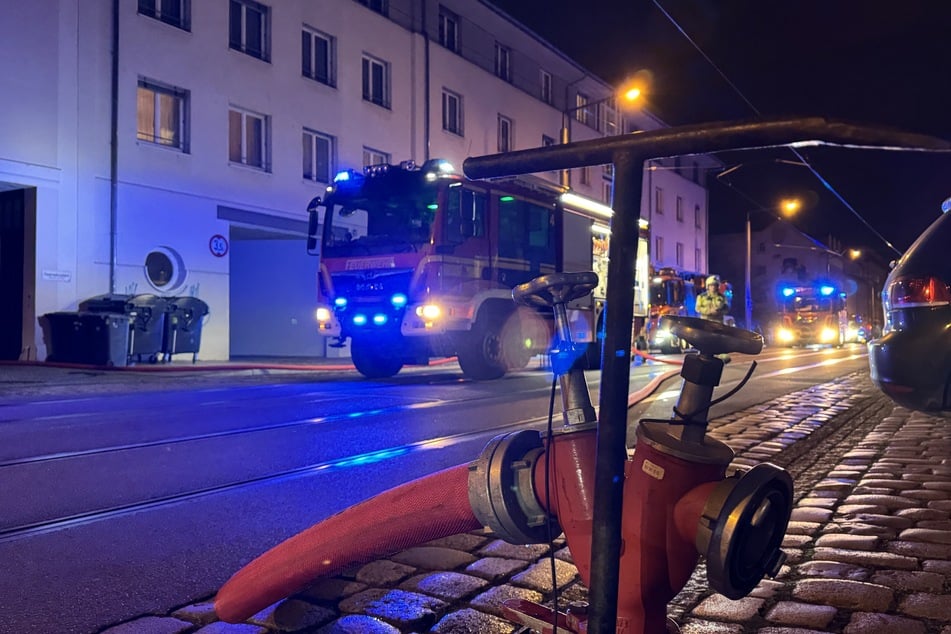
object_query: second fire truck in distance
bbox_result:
[773,281,849,347]
[306,159,648,379]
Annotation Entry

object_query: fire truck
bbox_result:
[644,268,714,353]
[305,159,642,379]
[772,280,848,347]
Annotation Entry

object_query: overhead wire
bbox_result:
[651,0,903,256]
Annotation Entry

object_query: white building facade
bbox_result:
[0,0,714,362]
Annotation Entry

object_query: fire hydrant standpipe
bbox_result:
[476,271,790,633]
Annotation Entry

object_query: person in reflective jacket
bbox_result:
[696,275,729,323]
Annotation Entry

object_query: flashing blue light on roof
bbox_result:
[819,285,835,296]
[353,314,367,326]
[333,170,351,182]
[334,297,348,308]
[781,287,796,297]
[391,293,408,308]
[373,314,388,325]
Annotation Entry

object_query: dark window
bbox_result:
[302,27,334,86]
[138,0,190,30]
[356,0,388,15]
[438,7,459,52]
[498,197,554,268]
[229,0,269,61]
[445,187,487,243]
[442,90,463,135]
[362,55,389,108]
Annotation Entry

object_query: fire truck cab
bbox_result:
[306,159,613,380]
[773,281,848,347]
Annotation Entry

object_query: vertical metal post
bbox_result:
[587,150,642,634]
[745,211,752,329]
[560,112,571,188]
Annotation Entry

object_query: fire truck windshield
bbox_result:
[322,196,436,257]
[782,294,837,314]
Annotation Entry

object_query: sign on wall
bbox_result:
[209,234,229,257]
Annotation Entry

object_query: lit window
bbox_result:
[497,115,512,153]
[575,92,589,125]
[303,129,334,183]
[540,70,552,104]
[362,54,390,108]
[302,26,335,86]
[363,147,389,167]
[138,0,190,30]
[495,43,511,82]
[229,0,270,61]
[438,6,459,52]
[229,106,269,170]
[442,89,463,136]
[137,79,189,152]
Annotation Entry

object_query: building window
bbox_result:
[498,115,512,153]
[438,6,459,52]
[540,70,552,104]
[302,26,335,86]
[495,43,511,82]
[676,242,684,267]
[695,248,702,271]
[575,92,589,125]
[676,196,684,222]
[655,187,664,214]
[694,204,702,228]
[602,180,612,204]
[229,0,270,61]
[580,166,590,186]
[603,164,614,178]
[362,54,390,108]
[655,236,664,262]
[356,0,388,15]
[138,0,190,30]
[137,79,189,152]
[441,89,463,136]
[303,129,333,183]
[228,106,269,170]
[363,147,389,167]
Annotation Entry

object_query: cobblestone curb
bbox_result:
[100,374,951,634]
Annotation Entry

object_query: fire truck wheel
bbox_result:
[458,316,507,381]
[351,338,403,379]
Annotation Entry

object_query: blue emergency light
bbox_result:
[781,287,796,297]
[819,285,835,296]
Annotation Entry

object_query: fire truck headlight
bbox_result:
[416,304,442,320]
[820,327,837,342]
[316,307,333,323]
[654,329,671,342]
[777,328,794,343]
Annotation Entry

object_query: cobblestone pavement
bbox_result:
[101,373,951,634]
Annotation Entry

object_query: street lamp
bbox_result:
[560,82,644,187]
[744,199,800,330]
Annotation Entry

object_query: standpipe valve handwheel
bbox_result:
[663,315,764,356]
[513,271,599,308]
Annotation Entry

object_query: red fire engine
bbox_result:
[305,159,616,379]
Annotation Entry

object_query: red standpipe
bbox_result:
[215,464,481,623]
[536,427,728,634]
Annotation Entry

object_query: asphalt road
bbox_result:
[0,344,871,633]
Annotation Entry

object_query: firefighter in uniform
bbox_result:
[696,275,730,323]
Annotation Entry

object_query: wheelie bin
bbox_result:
[79,293,170,363]
[39,311,132,366]
[162,296,209,362]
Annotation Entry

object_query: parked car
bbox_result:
[868,206,951,414]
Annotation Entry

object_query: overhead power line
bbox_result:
[651,0,902,256]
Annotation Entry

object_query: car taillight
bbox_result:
[886,276,951,309]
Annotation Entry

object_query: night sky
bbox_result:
[490,0,951,262]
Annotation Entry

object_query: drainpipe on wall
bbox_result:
[109,0,119,294]
[422,0,430,162]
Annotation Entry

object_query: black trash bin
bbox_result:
[126,294,170,363]
[40,312,132,366]
[79,293,169,363]
[163,296,209,362]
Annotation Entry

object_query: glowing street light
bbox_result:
[560,80,645,187]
